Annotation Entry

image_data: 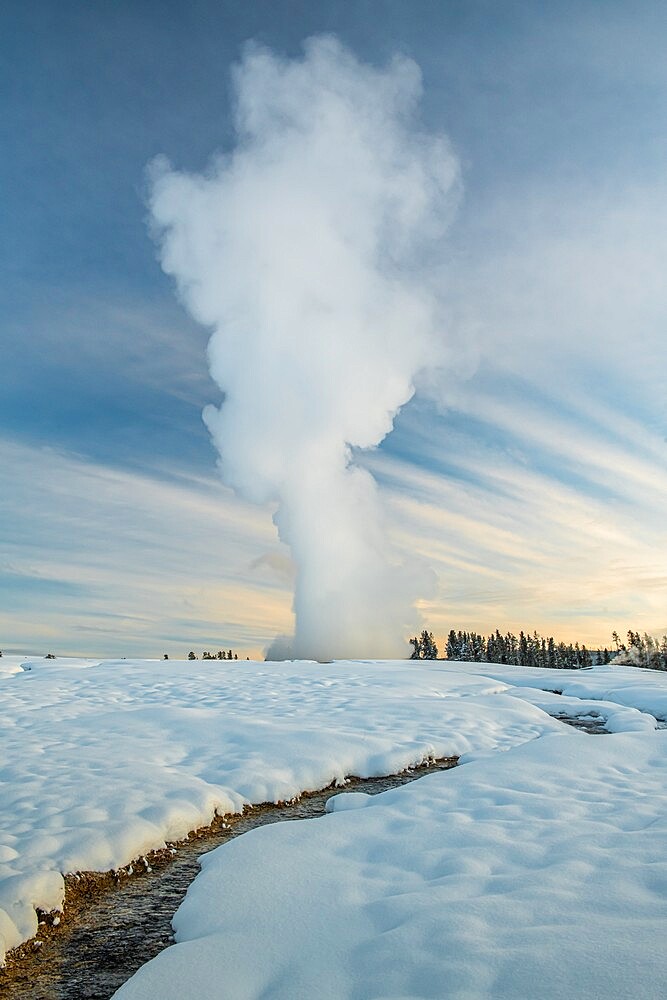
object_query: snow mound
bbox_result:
[114,728,667,1000]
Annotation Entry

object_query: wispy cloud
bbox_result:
[0,438,292,657]
[375,163,667,648]
[368,384,667,647]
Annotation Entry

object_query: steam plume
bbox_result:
[148,36,459,660]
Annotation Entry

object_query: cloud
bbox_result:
[366,386,667,647]
[447,180,667,408]
[391,152,667,648]
[0,438,292,657]
[148,35,461,659]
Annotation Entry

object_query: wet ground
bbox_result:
[553,713,610,734]
[0,759,458,1000]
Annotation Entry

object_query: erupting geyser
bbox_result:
[148,35,459,660]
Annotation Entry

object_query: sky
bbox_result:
[1,0,666,658]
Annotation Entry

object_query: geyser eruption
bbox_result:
[148,36,459,660]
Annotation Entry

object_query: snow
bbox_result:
[2,656,667,997]
[112,659,667,1000]
[0,655,557,962]
[116,729,667,1000]
[451,660,667,722]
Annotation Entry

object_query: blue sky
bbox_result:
[2,0,666,657]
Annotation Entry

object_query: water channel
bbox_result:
[1,760,459,1000]
[1,713,618,1000]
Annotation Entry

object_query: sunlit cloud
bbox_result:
[368,387,667,648]
[0,438,292,658]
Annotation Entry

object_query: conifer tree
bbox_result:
[420,630,438,659]
[409,636,422,659]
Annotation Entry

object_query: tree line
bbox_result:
[411,626,667,671]
[444,629,601,668]
[184,650,240,660]
[410,627,607,668]
[612,631,667,671]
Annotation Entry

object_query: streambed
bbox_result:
[0,712,617,1000]
[1,759,458,1000]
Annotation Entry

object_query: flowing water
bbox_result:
[552,713,610,734]
[1,760,458,1000]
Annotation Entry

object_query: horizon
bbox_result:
[1,622,654,663]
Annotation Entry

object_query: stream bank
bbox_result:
[1,758,458,1000]
[0,711,618,999]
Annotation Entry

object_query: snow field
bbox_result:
[454,660,667,722]
[115,727,667,1000]
[1,656,565,962]
[2,655,666,996]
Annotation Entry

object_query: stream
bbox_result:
[1,760,458,1000]
[0,712,617,1000]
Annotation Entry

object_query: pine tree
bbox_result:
[547,637,556,669]
[420,630,438,659]
[446,629,459,660]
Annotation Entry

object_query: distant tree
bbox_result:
[234,653,238,660]
[188,651,197,660]
[45,653,56,659]
[163,654,169,660]
[228,649,233,660]
[420,630,439,659]
[217,651,225,660]
[539,636,547,669]
[601,630,667,671]
[468,632,483,662]
[409,636,421,659]
[648,634,660,667]
[445,630,460,660]
[547,637,556,669]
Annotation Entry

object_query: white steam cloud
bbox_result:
[148,35,459,660]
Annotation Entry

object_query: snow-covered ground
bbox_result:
[1,657,666,997]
